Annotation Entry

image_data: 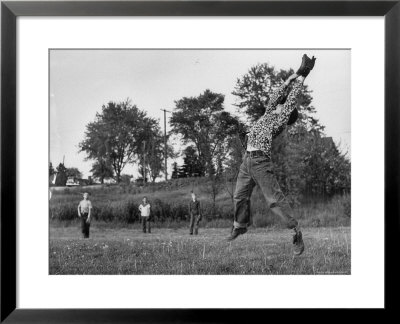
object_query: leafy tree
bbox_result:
[90,160,114,184]
[55,163,68,186]
[66,167,82,179]
[202,164,224,218]
[222,134,245,203]
[140,129,175,183]
[79,99,156,182]
[233,64,279,120]
[49,162,55,176]
[180,146,205,177]
[171,162,179,179]
[301,135,351,197]
[208,174,224,217]
[170,90,239,176]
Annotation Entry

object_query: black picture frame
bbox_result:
[1,0,399,322]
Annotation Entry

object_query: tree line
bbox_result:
[52,63,350,200]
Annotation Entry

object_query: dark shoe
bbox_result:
[227,227,247,241]
[293,228,305,255]
[296,54,316,77]
[189,232,193,235]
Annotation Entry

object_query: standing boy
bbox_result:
[189,192,202,235]
[139,197,151,233]
[78,192,92,238]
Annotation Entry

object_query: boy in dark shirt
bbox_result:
[189,192,202,235]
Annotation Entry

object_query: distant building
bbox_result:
[103,177,117,184]
[66,176,80,187]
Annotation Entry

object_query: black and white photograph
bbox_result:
[49,49,351,275]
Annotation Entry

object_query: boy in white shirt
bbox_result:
[78,192,92,238]
[138,197,151,233]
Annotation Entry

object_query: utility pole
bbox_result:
[160,109,172,182]
[143,140,146,186]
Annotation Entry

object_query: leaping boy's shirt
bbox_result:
[247,80,303,159]
[139,203,151,217]
[79,200,92,213]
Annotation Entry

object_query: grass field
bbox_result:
[49,225,351,275]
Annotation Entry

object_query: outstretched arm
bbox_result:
[266,74,299,112]
[276,77,305,125]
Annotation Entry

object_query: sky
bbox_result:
[50,49,351,178]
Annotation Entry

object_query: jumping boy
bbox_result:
[139,197,151,233]
[227,54,317,256]
[78,192,92,238]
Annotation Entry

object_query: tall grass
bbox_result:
[250,187,350,228]
[50,180,350,227]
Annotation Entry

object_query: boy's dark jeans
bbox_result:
[189,214,201,235]
[81,213,90,238]
[141,216,151,233]
[233,153,298,229]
